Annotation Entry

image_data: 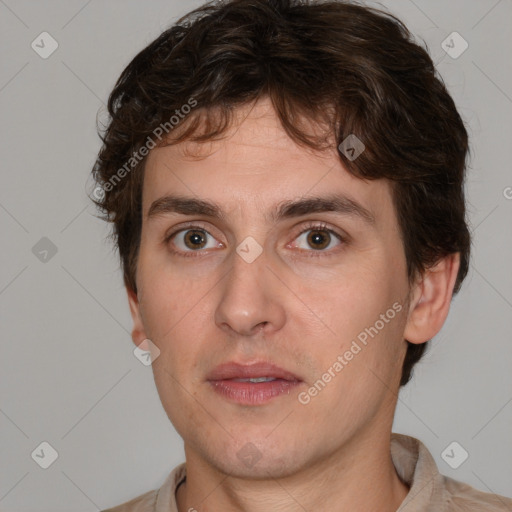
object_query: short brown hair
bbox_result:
[91,0,470,387]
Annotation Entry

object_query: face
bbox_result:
[129,97,413,479]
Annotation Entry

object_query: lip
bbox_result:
[207,362,302,406]
[207,361,301,381]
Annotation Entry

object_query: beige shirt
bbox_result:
[102,433,512,511]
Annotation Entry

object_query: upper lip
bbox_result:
[207,362,302,382]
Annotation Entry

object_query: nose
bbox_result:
[214,244,286,338]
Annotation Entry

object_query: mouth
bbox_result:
[207,361,302,406]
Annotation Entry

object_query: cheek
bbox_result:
[141,290,210,359]
[137,257,217,352]
[294,265,391,344]
[137,249,213,339]
[298,268,407,393]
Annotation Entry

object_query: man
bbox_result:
[92,0,512,510]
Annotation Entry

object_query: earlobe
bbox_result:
[403,253,460,344]
[126,286,148,347]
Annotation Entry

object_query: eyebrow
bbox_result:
[147,193,375,225]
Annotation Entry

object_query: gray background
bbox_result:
[1,0,511,510]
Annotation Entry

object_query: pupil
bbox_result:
[308,230,329,249]
[186,230,206,249]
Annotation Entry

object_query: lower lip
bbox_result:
[209,379,301,405]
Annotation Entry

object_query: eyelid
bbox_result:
[164,220,216,241]
[291,220,345,241]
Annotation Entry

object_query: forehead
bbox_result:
[142,98,394,225]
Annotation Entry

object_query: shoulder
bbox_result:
[101,490,158,512]
[100,463,186,512]
[391,433,512,512]
[101,489,158,512]
[441,474,512,511]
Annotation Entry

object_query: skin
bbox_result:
[127,97,460,512]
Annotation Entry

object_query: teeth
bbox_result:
[233,377,278,383]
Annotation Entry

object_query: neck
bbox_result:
[176,432,410,512]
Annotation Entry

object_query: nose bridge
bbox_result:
[214,238,286,336]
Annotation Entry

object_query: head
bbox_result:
[91,0,470,478]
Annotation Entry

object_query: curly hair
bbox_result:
[91,0,470,387]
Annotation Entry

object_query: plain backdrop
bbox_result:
[1,0,511,510]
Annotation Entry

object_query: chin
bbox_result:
[204,440,311,480]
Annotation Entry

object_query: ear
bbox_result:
[127,286,149,347]
[403,253,460,344]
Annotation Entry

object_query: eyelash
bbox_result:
[164,221,346,258]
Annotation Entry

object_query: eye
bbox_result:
[165,224,223,257]
[289,222,344,256]
[164,221,345,258]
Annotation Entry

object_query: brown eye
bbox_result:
[306,229,331,250]
[183,230,208,250]
[166,226,222,256]
[292,224,344,255]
